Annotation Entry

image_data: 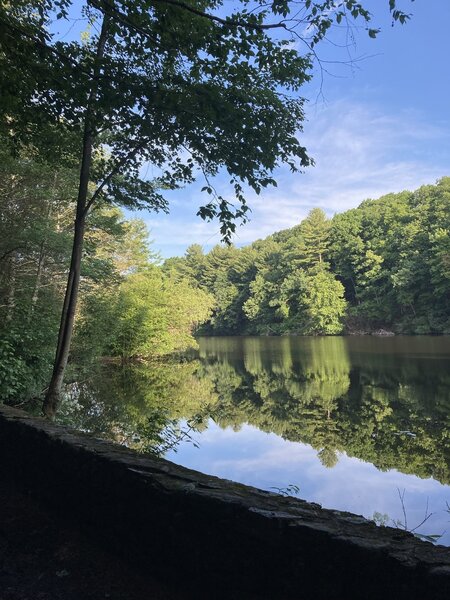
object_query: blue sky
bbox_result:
[137,0,450,257]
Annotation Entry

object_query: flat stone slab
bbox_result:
[1,404,449,598]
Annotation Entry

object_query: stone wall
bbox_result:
[1,404,449,599]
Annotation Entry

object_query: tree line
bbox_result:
[2,152,447,407]
[165,178,450,336]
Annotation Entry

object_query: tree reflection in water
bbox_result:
[57,336,450,486]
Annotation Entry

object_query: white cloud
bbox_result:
[139,100,449,257]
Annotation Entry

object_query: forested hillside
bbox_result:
[0,0,420,416]
[165,178,450,336]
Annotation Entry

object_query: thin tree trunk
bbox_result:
[6,252,17,322]
[350,276,359,305]
[30,240,45,315]
[43,14,110,418]
[31,173,58,315]
[43,214,86,417]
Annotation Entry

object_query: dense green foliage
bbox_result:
[167,179,450,335]
[79,267,213,359]
[0,151,213,403]
[0,150,76,401]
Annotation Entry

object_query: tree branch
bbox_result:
[151,0,289,31]
[93,0,289,33]
[90,0,163,48]
[85,140,148,214]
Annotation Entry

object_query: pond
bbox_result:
[57,335,450,545]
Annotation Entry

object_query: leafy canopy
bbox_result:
[0,0,413,239]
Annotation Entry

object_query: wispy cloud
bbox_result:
[140,100,449,257]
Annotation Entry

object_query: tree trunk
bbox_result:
[43,14,110,418]
[43,214,86,417]
[5,251,17,322]
[30,240,45,315]
[350,277,359,305]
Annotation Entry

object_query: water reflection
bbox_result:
[57,336,450,542]
[197,336,450,484]
[58,360,218,453]
[59,336,450,480]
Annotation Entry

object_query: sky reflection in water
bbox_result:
[167,420,450,545]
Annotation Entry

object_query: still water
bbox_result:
[58,336,450,544]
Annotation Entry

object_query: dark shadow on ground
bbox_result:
[0,479,187,600]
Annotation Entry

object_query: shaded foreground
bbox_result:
[0,479,188,600]
[1,405,450,600]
